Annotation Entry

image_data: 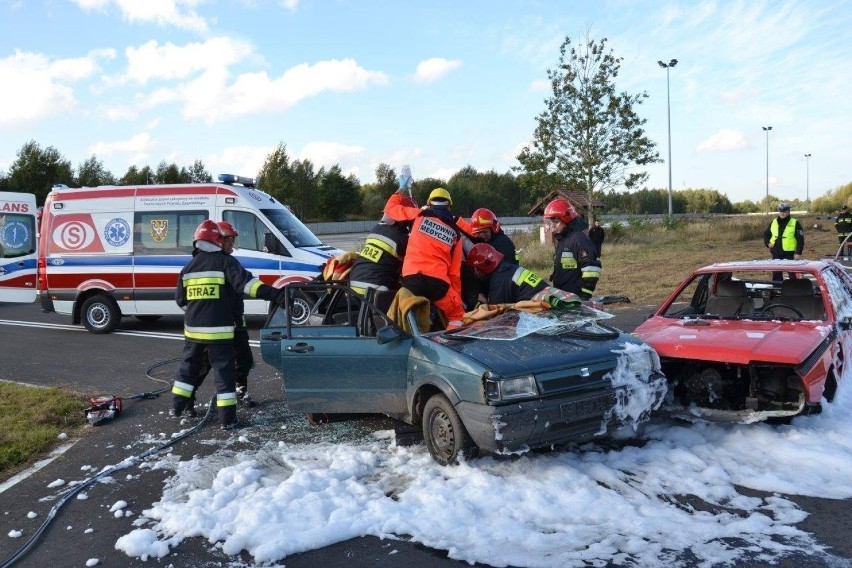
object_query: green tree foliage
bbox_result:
[289,159,318,220]
[155,161,189,184]
[187,159,212,183]
[360,163,399,220]
[411,177,446,207]
[257,143,294,205]
[75,155,116,187]
[118,165,155,185]
[812,182,852,213]
[7,140,74,203]
[317,165,361,220]
[516,35,660,211]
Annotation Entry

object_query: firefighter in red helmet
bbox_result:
[171,219,282,428]
[466,243,579,306]
[543,198,601,300]
[469,208,517,263]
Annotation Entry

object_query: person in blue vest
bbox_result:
[763,203,804,281]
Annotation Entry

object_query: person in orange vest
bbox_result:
[392,188,466,329]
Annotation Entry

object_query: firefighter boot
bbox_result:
[236,385,257,408]
[170,395,189,418]
[219,405,238,430]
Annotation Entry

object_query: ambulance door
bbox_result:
[222,210,282,315]
[0,192,38,303]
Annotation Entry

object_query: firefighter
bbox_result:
[588,219,605,256]
[396,188,466,329]
[835,205,852,256]
[466,243,579,306]
[468,208,518,263]
[172,220,282,428]
[191,222,258,411]
[544,198,601,300]
[348,194,417,312]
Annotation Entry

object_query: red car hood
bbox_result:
[634,316,831,365]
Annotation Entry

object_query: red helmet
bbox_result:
[216,221,239,238]
[470,208,499,236]
[543,198,578,225]
[193,219,223,247]
[466,243,504,274]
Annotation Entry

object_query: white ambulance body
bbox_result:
[38,176,340,332]
[0,191,39,303]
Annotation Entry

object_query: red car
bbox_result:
[634,260,852,423]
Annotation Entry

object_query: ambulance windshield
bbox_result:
[261,208,323,248]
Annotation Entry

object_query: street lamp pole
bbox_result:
[762,126,773,214]
[804,153,812,211]
[658,59,678,216]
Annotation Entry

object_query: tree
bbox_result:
[187,159,212,183]
[516,35,660,217]
[7,140,74,203]
[290,159,318,220]
[76,154,116,187]
[155,161,187,184]
[317,165,361,220]
[257,143,294,205]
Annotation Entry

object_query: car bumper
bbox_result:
[458,388,622,455]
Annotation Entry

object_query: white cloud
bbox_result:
[123,38,255,84]
[501,140,529,162]
[175,59,388,123]
[526,79,549,94]
[298,141,367,169]
[413,57,462,83]
[206,145,277,178]
[87,133,156,166]
[428,167,459,181]
[0,49,112,126]
[70,0,210,33]
[280,0,298,11]
[696,129,748,152]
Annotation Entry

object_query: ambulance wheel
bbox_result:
[289,292,314,326]
[82,295,120,334]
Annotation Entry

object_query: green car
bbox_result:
[261,283,667,465]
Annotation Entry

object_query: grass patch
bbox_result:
[0,381,88,477]
[513,214,839,307]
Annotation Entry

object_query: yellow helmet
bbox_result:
[428,187,452,206]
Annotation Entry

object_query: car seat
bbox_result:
[705,279,753,318]
[778,279,825,320]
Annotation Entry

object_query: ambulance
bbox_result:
[0,191,39,303]
[38,175,340,333]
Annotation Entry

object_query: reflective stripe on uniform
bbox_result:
[350,280,390,293]
[582,268,601,279]
[184,324,235,341]
[244,278,263,297]
[512,266,542,287]
[183,271,226,285]
[217,392,237,407]
[363,235,400,260]
[172,380,194,398]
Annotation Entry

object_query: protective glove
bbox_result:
[446,320,464,331]
[398,173,413,190]
[271,287,287,307]
[532,286,581,308]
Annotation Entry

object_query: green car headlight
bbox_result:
[500,375,539,400]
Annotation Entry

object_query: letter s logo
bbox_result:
[53,221,96,250]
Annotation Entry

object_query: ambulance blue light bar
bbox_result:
[218,174,256,188]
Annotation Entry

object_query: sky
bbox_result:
[1,0,851,206]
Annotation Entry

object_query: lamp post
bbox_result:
[804,153,812,211]
[762,126,773,214]
[658,59,678,216]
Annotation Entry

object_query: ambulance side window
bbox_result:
[223,211,267,253]
[134,211,206,255]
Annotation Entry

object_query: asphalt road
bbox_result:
[0,301,849,568]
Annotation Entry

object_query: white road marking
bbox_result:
[0,443,76,494]
[0,319,260,347]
